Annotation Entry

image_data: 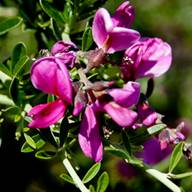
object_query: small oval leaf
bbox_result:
[13,55,29,76]
[147,124,167,135]
[24,133,36,149]
[60,173,74,184]
[89,185,96,192]
[82,163,101,184]
[21,134,46,153]
[35,150,56,160]
[59,117,69,147]
[40,0,64,23]
[169,142,184,173]
[82,26,93,51]
[105,146,143,167]
[11,42,26,74]
[169,172,192,180]
[96,172,109,192]
[0,17,22,36]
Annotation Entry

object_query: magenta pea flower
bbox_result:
[121,37,172,81]
[137,137,172,165]
[28,41,74,128]
[78,81,140,162]
[159,126,185,150]
[28,99,67,128]
[78,105,103,162]
[137,101,158,127]
[30,57,72,103]
[102,81,140,127]
[112,1,135,28]
[51,40,77,68]
[92,1,140,53]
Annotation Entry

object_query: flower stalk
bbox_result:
[63,158,90,192]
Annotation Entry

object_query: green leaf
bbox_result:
[122,130,132,155]
[82,163,101,184]
[105,146,143,167]
[147,124,167,135]
[169,142,184,173]
[0,17,22,36]
[40,0,65,23]
[96,172,109,192]
[59,117,69,147]
[11,43,26,74]
[146,169,181,192]
[35,150,56,160]
[9,77,19,105]
[13,55,29,76]
[47,94,55,102]
[71,18,89,34]
[60,173,74,184]
[82,26,93,51]
[89,185,96,192]
[0,63,12,77]
[24,133,36,149]
[21,134,46,153]
[50,18,62,40]
[169,172,192,179]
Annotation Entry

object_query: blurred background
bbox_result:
[0,0,192,191]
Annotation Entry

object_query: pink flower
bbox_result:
[78,82,140,162]
[28,41,75,128]
[92,1,140,53]
[158,126,185,150]
[121,37,172,81]
[112,1,135,28]
[137,101,158,127]
[101,81,140,127]
[137,137,171,165]
[78,105,103,162]
[30,57,72,103]
[28,99,67,128]
[51,41,77,68]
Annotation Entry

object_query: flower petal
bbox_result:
[31,57,72,103]
[125,38,172,79]
[133,38,172,78]
[51,41,77,68]
[92,8,113,48]
[112,1,135,28]
[72,90,87,116]
[137,138,171,165]
[108,81,140,108]
[107,27,140,53]
[103,101,137,127]
[78,105,103,162]
[137,102,158,127]
[28,99,66,128]
[51,40,77,55]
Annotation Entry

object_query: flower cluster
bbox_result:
[28,1,184,162]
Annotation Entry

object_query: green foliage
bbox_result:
[0,17,23,35]
[96,172,109,192]
[82,26,93,51]
[169,142,184,173]
[82,163,101,184]
[40,0,65,24]
[21,134,46,153]
[35,150,56,160]
[147,124,167,135]
[60,173,74,184]
[105,146,143,167]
